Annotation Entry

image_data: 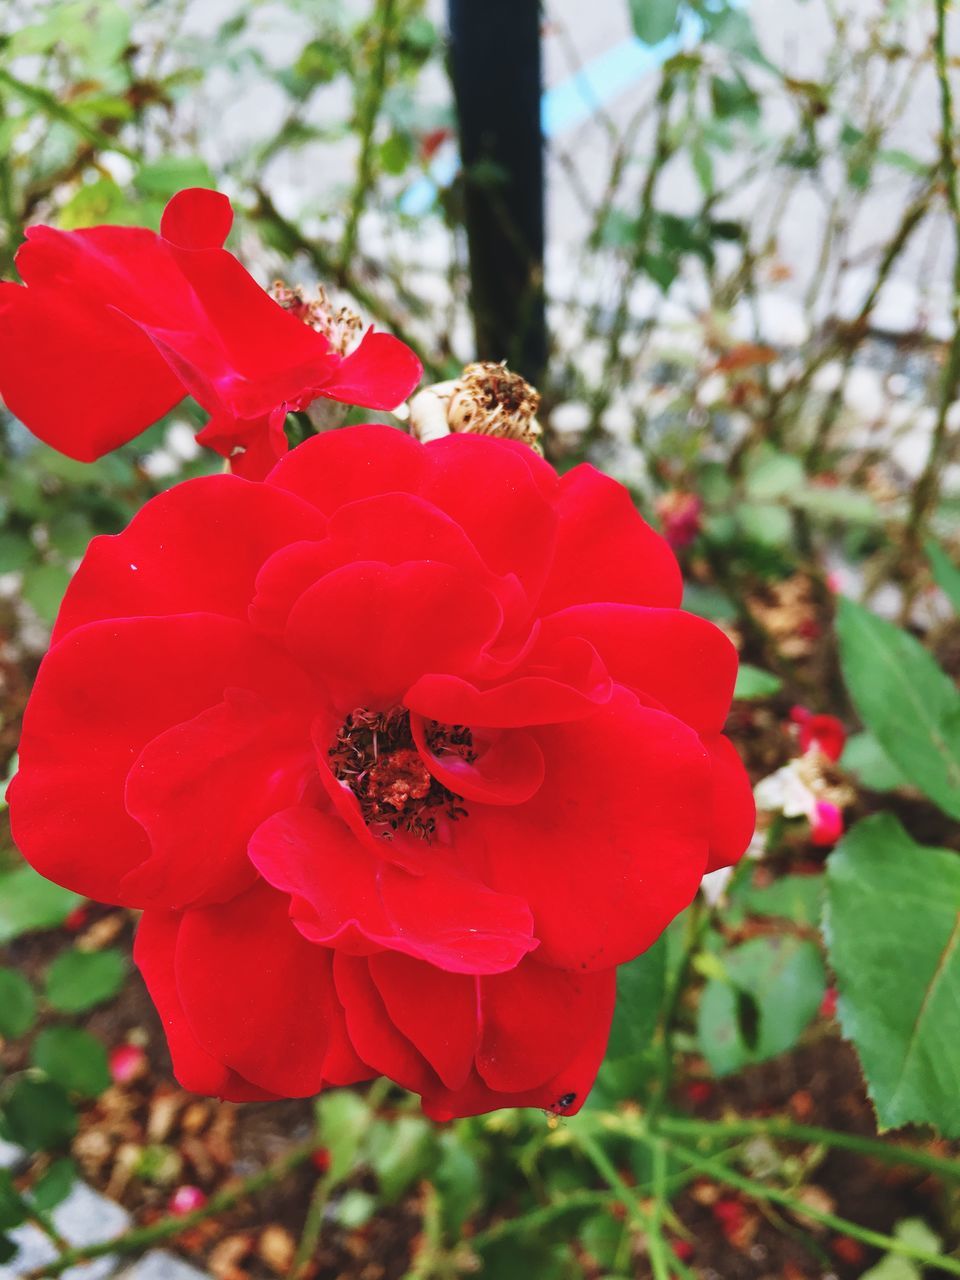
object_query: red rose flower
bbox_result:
[10,427,754,1118]
[0,190,421,478]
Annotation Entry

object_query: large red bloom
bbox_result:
[0,190,422,478]
[10,427,754,1117]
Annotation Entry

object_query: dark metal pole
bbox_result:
[447,0,547,385]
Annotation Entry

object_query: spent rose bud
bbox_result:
[811,800,844,847]
[109,1043,147,1085]
[10,426,754,1119]
[168,1185,207,1216]
[789,706,846,762]
[654,491,703,550]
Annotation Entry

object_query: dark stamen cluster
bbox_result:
[328,708,473,841]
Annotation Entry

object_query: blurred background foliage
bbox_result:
[0,1,960,1277]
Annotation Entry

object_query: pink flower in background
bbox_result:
[810,800,844,847]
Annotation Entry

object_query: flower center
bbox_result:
[328,708,472,841]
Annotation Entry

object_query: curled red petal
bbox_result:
[409,713,545,806]
[249,806,537,975]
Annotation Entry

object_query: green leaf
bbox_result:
[0,864,83,944]
[434,1131,481,1238]
[734,664,782,700]
[21,562,71,624]
[737,502,792,547]
[744,447,806,502]
[926,538,960,614]
[0,1236,16,1265]
[0,1170,28,1232]
[314,1090,371,1187]
[0,531,34,573]
[2,1079,77,1151]
[824,814,960,1135]
[333,1188,377,1229]
[861,1218,941,1280]
[682,583,737,620]
[836,597,960,819]
[732,874,824,927]
[134,156,215,199]
[32,1027,110,1097]
[841,732,908,793]
[30,1159,77,1212]
[605,937,666,1061]
[47,512,93,560]
[0,968,37,1038]
[367,1114,435,1202]
[629,0,680,44]
[44,948,128,1013]
[697,936,825,1075]
[792,486,882,524]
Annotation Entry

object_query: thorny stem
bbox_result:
[339,0,397,276]
[906,0,960,549]
[660,1138,960,1275]
[24,1140,320,1279]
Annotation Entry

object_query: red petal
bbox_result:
[538,466,682,613]
[283,560,503,709]
[9,615,305,907]
[135,911,276,1102]
[476,960,616,1092]
[539,604,737,735]
[160,188,234,250]
[704,733,756,872]
[267,424,427,513]
[368,952,479,1090]
[410,714,545,806]
[122,692,313,908]
[405,635,611,728]
[249,806,537,975]
[0,281,183,460]
[175,881,365,1096]
[319,328,422,410]
[465,688,711,970]
[420,434,558,606]
[53,474,326,643]
[334,953,437,1095]
[421,967,616,1120]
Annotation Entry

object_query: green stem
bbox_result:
[663,1138,960,1275]
[339,0,397,275]
[905,0,960,548]
[25,1141,319,1279]
[648,1139,673,1280]
[655,1115,960,1182]
[0,70,134,159]
[574,1130,693,1280]
[291,1174,331,1279]
[467,1189,613,1250]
